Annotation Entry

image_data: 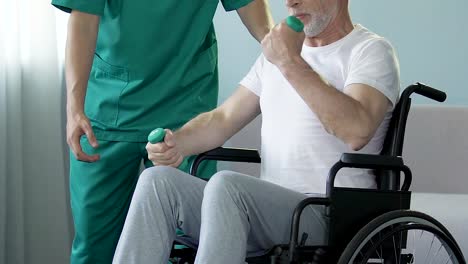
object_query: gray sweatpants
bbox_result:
[113,166,328,264]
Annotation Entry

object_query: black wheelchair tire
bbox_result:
[337,210,466,264]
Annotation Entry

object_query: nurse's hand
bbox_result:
[261,20,305,70]
[146,129,184,167]
[66,113,100,162]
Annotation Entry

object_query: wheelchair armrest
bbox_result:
[288,153,411,262]
[189,147,261,176]
[326,153,412,195]
[340,153,404,168]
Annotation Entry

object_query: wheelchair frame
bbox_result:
[170,83,466,264]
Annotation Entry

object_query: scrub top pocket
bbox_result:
[85,54,129,127]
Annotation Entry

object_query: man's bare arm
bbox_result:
[66,10,98,119]
[261,22,391,151]
[65,10,100,161]
[280,59,390,151]
[237,0,274,42]
[175,86,261,157]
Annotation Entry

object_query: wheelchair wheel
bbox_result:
[337,210,466,264]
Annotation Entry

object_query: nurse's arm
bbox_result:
[174,86,261,157]
[237,0,274,42]
[65,10,100,162]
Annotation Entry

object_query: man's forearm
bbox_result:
[237,0,274,42]
[279,58,374,149]
[174,86,261,157]
[174,110,233,157]
[65,11,99,117]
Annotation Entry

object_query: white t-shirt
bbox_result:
[240,24,400,194]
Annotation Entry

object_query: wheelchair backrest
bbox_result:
[377,90,412,191]
[327,93,413,257]
[376,83,446,191]
[327,83,446,257]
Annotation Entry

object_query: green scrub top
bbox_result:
[53,0,253,142]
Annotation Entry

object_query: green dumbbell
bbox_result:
[148,128,188,169]
[286,16,304,32]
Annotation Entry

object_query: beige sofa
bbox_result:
[404,105,468,194]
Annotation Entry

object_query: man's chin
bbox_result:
[304,27,321,37]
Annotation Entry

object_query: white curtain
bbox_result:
[0,0,72,263]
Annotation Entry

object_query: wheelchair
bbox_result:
[170,83,466,264]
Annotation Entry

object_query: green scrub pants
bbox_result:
[70,136,214,264]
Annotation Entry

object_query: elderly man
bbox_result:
[113,0,400,263]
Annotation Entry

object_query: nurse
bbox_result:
[51,0,274,263]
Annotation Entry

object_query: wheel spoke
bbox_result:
[369,238,383,260]
[427,241,443,264]
[423,233,436,263]
[379,232,383,263]
[398,232,403,264]
[411,230,416,263]
[392,235,399,264]
[444,252,454,264]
